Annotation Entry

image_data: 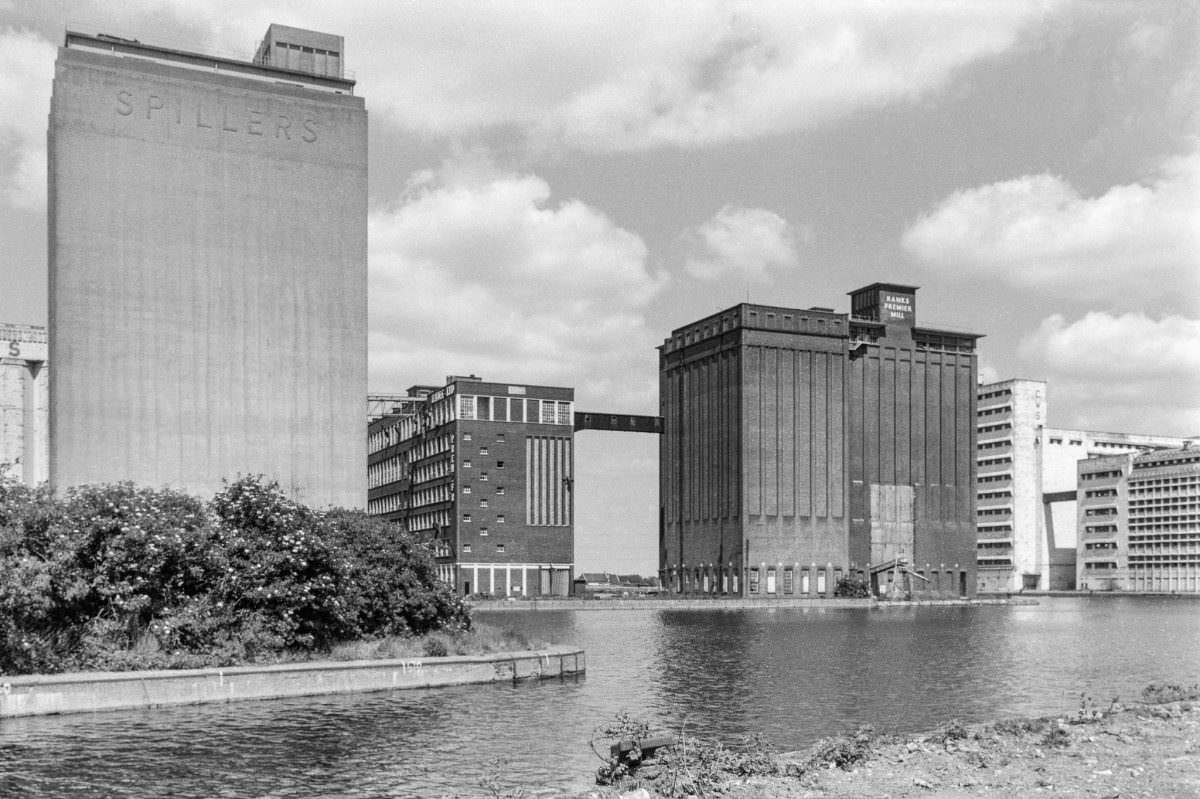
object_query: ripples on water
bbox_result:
[2,596,1198,797]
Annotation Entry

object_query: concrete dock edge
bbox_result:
[0,646,586,718]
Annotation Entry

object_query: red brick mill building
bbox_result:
[368,376,576,598]
[659,283,981,598]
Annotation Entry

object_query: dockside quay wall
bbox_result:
[471,597,1027,611]
[0,647,585,718]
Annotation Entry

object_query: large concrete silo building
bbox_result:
[48,26,366,506]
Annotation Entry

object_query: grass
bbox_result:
[324,622,552,662]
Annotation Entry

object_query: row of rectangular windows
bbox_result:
[1128,556,1200,565]
[459,543,504,554]
[1131,477,1200,489]
[1081,470,1123,480]
[274,42,340,57]
[1129,533,1200,543]
[463,485,506,496]
[368,456,408,488]
[1134,455,1200,469]
[1085,488,1118,498]
[459,395,571,425]
[461,513,504,523]
[978,456,1013,466]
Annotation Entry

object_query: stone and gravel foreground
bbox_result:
[561,699,1199,799]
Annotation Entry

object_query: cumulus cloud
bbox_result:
[368,163,667,410]
[1019,312,1200,435]
[0,27,55,211]
[55,0,1061,152]
[977,363,1001,385]
[682,205,801,283]
[902,150,1200,313]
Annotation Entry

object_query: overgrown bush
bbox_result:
[833,576,872,598]
[1141,683,1200,704]
[804,726,877,771]
[0,475,469,674]
[594,714,779,796]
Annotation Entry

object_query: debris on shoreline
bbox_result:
[565,685,1200,799]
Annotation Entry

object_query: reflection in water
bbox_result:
[1,597,1198,797]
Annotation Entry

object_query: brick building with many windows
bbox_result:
[659,283,981,599]
[367,376,575,597]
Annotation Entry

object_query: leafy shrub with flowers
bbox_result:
[0,475,468,674]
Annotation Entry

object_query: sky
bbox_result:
[2,1,1198,574]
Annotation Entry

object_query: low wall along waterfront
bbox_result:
[471,597,1028,611]
[0,646,585,718]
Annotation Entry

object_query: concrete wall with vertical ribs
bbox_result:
[48,36,367,507]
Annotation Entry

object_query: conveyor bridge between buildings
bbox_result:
[574,412,663,434]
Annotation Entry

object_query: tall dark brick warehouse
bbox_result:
[659,283,980,598]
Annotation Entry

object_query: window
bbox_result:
[783,568,794,594]
[463,459,471,469]
[541,401,556,424]
[462,513,471,522]
[479,472,488,482]
[496,543,505,553]
[497,433,506,443]
[557,401,571,425]
[462,543,471,553]
[496,460,505,469]
[749,568,760,593]
[480,499,488,508]
[497,514,505,523]
[480,447,489,455]
[463,486,472,495]
[479,527,488,536]
[459,395,475,420]
[496,486,505,495]
[766,568,777,594]
[463,432,472,441]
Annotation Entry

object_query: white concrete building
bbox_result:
[1078,446,1200,593]
[975,379,1186,592]
[49,27,366,506]
[0,323,49,486]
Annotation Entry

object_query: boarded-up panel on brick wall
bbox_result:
[870,483,914,564]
